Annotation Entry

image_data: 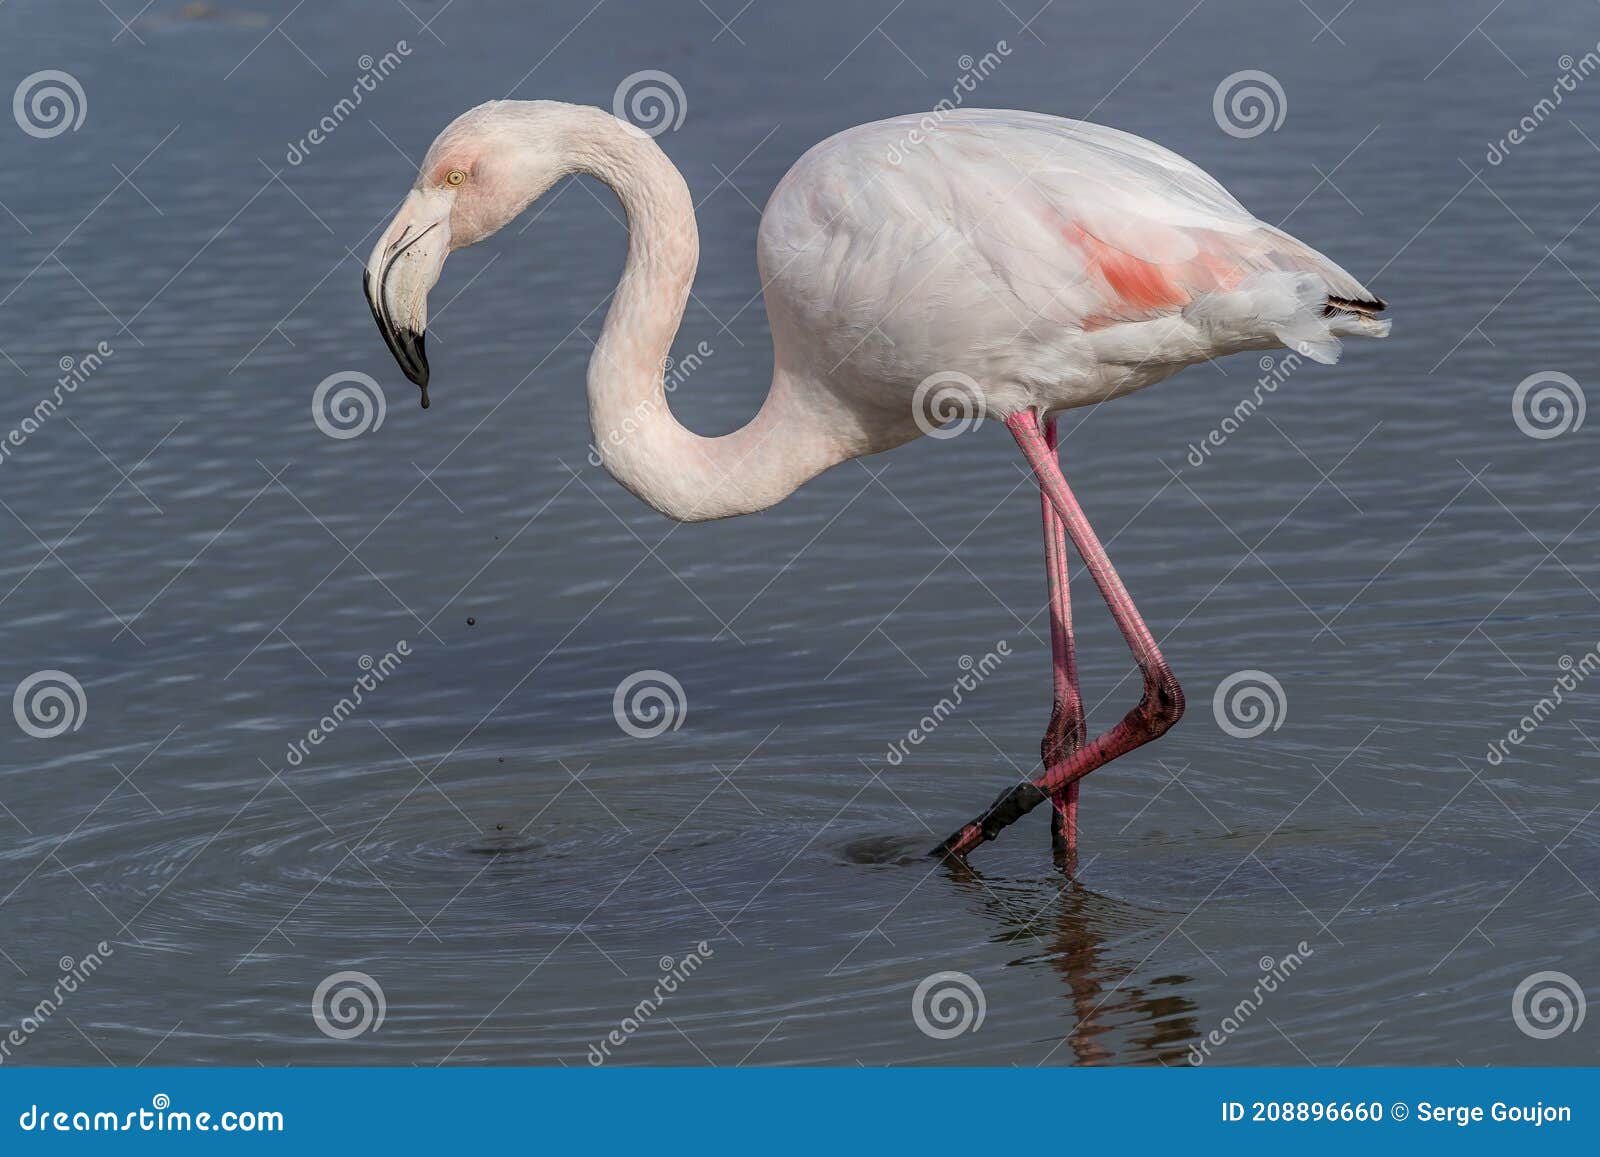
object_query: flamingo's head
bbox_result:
[364,101,572,406]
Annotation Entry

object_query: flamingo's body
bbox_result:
[364,101,1390,862]
[764,109,1386,417]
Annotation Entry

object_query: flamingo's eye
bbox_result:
[445,169,466,187]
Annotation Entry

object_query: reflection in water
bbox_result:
[947,862,1200,1065]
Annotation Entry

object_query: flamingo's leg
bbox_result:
[1040,417,1086,859]
[932,408,1183,860]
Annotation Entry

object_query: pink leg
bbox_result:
[1040,418,1086,859]
[932,408,1183,860]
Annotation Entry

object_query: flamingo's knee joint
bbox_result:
[1139,672,1184,737]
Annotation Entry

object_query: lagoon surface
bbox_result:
[1,0,1598,1065]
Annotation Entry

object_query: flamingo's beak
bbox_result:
[364,189,452,407]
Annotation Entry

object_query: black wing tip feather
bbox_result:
[1322,293,1387,318]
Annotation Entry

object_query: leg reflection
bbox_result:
[941,860,1202,1065]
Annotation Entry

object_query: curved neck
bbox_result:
[566,110,834,522]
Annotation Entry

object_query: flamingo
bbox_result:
[363,101,1390,862]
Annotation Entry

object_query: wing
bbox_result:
[760,110,1384,361]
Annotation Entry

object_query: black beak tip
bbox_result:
[364,270,431,409]
[396,328,430,405]
[398,334,428,387]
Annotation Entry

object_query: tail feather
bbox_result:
[1184,272,1392,366]
[1190,223,1391,363]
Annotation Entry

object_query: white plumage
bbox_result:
[365,102,1390,520]
[759,109,1389,417]
[362,100,1393,861]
